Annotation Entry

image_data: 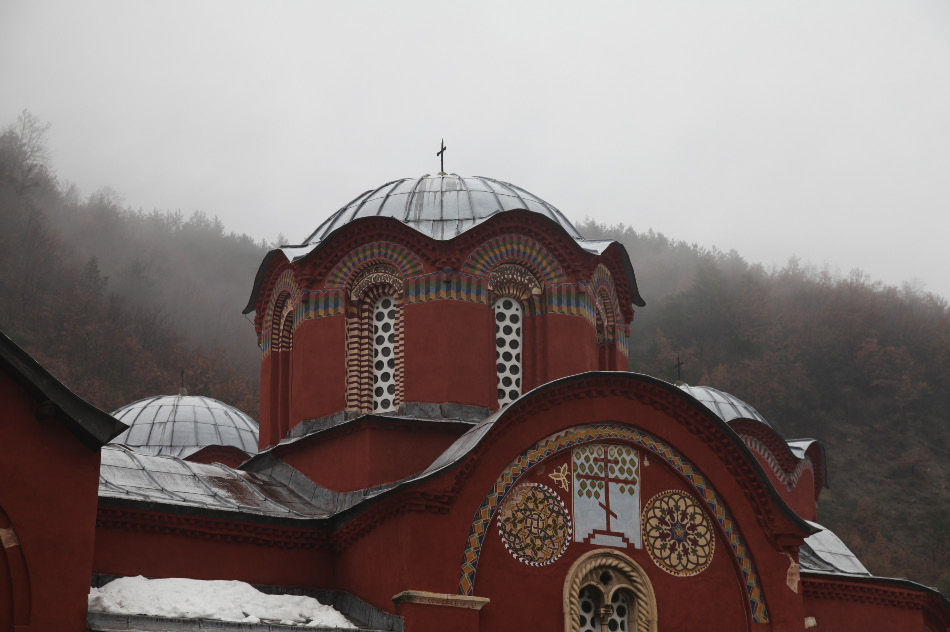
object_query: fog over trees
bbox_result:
[1,113,947,597]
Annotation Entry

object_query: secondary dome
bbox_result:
[302,174,584,244]
[677,383,771,428]
[110,395,259,458]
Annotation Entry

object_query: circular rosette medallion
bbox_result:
[642,490,715,576]
[497,482,572,566]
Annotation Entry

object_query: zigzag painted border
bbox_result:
[616,332,629,359]
[457,423,770,623]
[741,435,815,490]
[462,234,566,284]
[404,273,488,305]
[324,241,424,288]
[546,283,596,325]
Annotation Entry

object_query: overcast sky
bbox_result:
[2,1,949,300]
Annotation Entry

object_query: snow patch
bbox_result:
[88,576,356,628]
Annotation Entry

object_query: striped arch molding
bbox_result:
[457,423,770,623]
[461,234,567,284]
[324,241,424,288]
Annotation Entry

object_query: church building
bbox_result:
[1,173,948,631]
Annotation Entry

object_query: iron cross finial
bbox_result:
[675,356,684,382]
[437,138,447,174]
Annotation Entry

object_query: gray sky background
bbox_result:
[2,1,949,300]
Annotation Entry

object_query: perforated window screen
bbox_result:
[607,591,630,631]
[373,295,397,413]
[494,298,522,407]
[578,587,599,632]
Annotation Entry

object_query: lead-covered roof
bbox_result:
[245,174,645,313]
[110,395,259,459]
[99,445,327,518]
[677,383,771,428]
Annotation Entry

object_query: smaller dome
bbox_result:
[110,395,259,458]
[677,383,771,427]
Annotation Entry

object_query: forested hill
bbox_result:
[579,220,950,594]
[0,112,947,595]
[0,112,264,414]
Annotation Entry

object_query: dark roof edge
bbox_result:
[330,371,816,538]
[0,330,127,448]
[243,249,285,314]
[598,240,645,307]
[801,570,950,612]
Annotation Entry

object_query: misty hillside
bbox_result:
[0,111,261,413]
[1,113,947,596]
[579,219,950,595]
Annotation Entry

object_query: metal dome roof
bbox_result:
[244,173,646,314]
[677,383,771,428]
[110,394,259,458]
[303,174,585,244]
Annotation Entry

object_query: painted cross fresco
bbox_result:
[573,444,641,548]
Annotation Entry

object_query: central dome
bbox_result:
[302,174,584,244]
[245,173,645,313]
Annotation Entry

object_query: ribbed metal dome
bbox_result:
[677,383,771,428]
[243,173,646,314]
[303,174,584,244]
[110,395,259,458]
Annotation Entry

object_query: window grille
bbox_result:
[373,295,397,413]
[493,297,522,407]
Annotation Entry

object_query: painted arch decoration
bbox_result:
[261,269,302,358]
[324,241,424,289]
[457,423,770,623]
[462,234,567,285]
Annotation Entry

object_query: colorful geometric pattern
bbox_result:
[497,483,572,566]
[457,423,770,623]
[546,283,596,326]
[462,234,567,284]
[324,241,424,288]
[404,273,487,305]
[615,331,629,359]
[741,435,815,490]
[643,490,715,576]
[298,289,346,321]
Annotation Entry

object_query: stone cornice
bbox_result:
[393,590,489,610]
[802,574,950,628]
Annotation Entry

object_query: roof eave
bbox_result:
[0,330,128,448]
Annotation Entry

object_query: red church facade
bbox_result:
[2,174,948,631]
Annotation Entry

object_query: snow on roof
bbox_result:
[88,576,356,628]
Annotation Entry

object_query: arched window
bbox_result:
[372,295,398,413]
[493,297,522,407]
[594,290,616,371]
[269,293,294,445]
[487,264,542,409]
[564,550,657,632]
[346,264,404,414]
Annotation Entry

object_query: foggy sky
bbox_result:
[2,1,949,300]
